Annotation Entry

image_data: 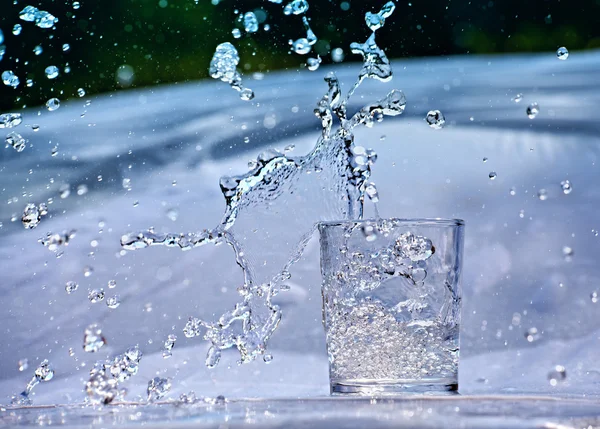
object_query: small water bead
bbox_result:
[240,88,254,101]
[84,265,94,277]
[512,93,523,103]
[307,56,321,71]
[162,334,177,359]
[33,45,43,55]
[525,327,540,342]
[509,187,516,196]
[556,47,569,60]
[62,43,70,52]
[20,6,58,28]
[291,38,311,55]
[560,180,572,194]
[166,208,179,221]
[26,79,34,87]
[108,279,117,289]
[263,354,273,363]
[361,223,378,242]
[18,359,29,372]
[526,102,539,119]
[483,157,488,163]
[0,29,3,44]
[365,1,395,31]
[83,324,106,353]
[65,281,78,294]
[537,189,548,201]
[562,246,574,261]
[548,365,567,386]
[6,132,26,152]
[88,288,105,303]
[591,291,598,303]
[77,184,89,195]
[283,0,309,15]
[73,1,80,9]
[13,24,22,36]
[41,230,75,253]
[45,65,59,79]
[147,377,171,402]
[2,70,20,88]
[46,98,60,111]
[489,172,497,180]
[0,113,23,128]
[59,184,71,199]
[77,88,86,97]
[232,28,241,39]
[106,295,120,309]
[425,110,445,129]
[243,12,258,33]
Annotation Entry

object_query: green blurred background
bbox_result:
[1,0,599,110]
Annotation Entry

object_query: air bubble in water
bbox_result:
[45,65,59,79]
[556,47,569,60]
[547,365,566,385]
[307,56,321,71]
[65,281,78,294]
[6,132,27,152]
[0,113,23,128]
[243,12,258,33]
[537,189,548,201]
[2,70,20,88]
[394,232,434,261]
[183,317,202,338]
[560,180,572,194]
[525,327,540,342]
[426,110,445,129]
[512,93,523,103]
[489,172,497,180]
[46,98,60,111]
[83,324,106,353]
[147,377,171,402]
[162,334,177,359]
[526,103,539,119]
[106,295,120,309]
[88,288,105,303]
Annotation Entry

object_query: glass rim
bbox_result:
[318,217,465,229]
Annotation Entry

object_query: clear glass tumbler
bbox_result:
[319,218,464,395]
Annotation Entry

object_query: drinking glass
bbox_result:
[319,218,464,395]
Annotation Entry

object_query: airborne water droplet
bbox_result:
[525,327,540,342]
[88,288,105,303]
[560,180,572,194]
[147,377,171,401]
[526,103,539,119]
[65,281,78,294]
[556,47,569,60]
[46,98,60,111]
[547,365,567,385]
[426,110,445,129]
[537,189,548,201]
[6,132,27,152]
[83,324,106,353]
[106,295,120,309]
[2,70,20,88]
[512,93,523,103]
[243,12,258,33]
[307,56,321,71]
[45,65,59,79]
[489,172,497,180]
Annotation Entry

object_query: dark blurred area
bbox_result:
[1,0,599,110]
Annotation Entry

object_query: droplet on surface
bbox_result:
[88,288,105,303]
[83,324,107,353]
[526,102,539,119]
[425,110,445,129]
[556,47,569,60]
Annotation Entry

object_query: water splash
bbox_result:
[122,4,402,368]
[11,360,54,405]
[209,42,254,101]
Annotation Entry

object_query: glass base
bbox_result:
[330,378,458,396]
